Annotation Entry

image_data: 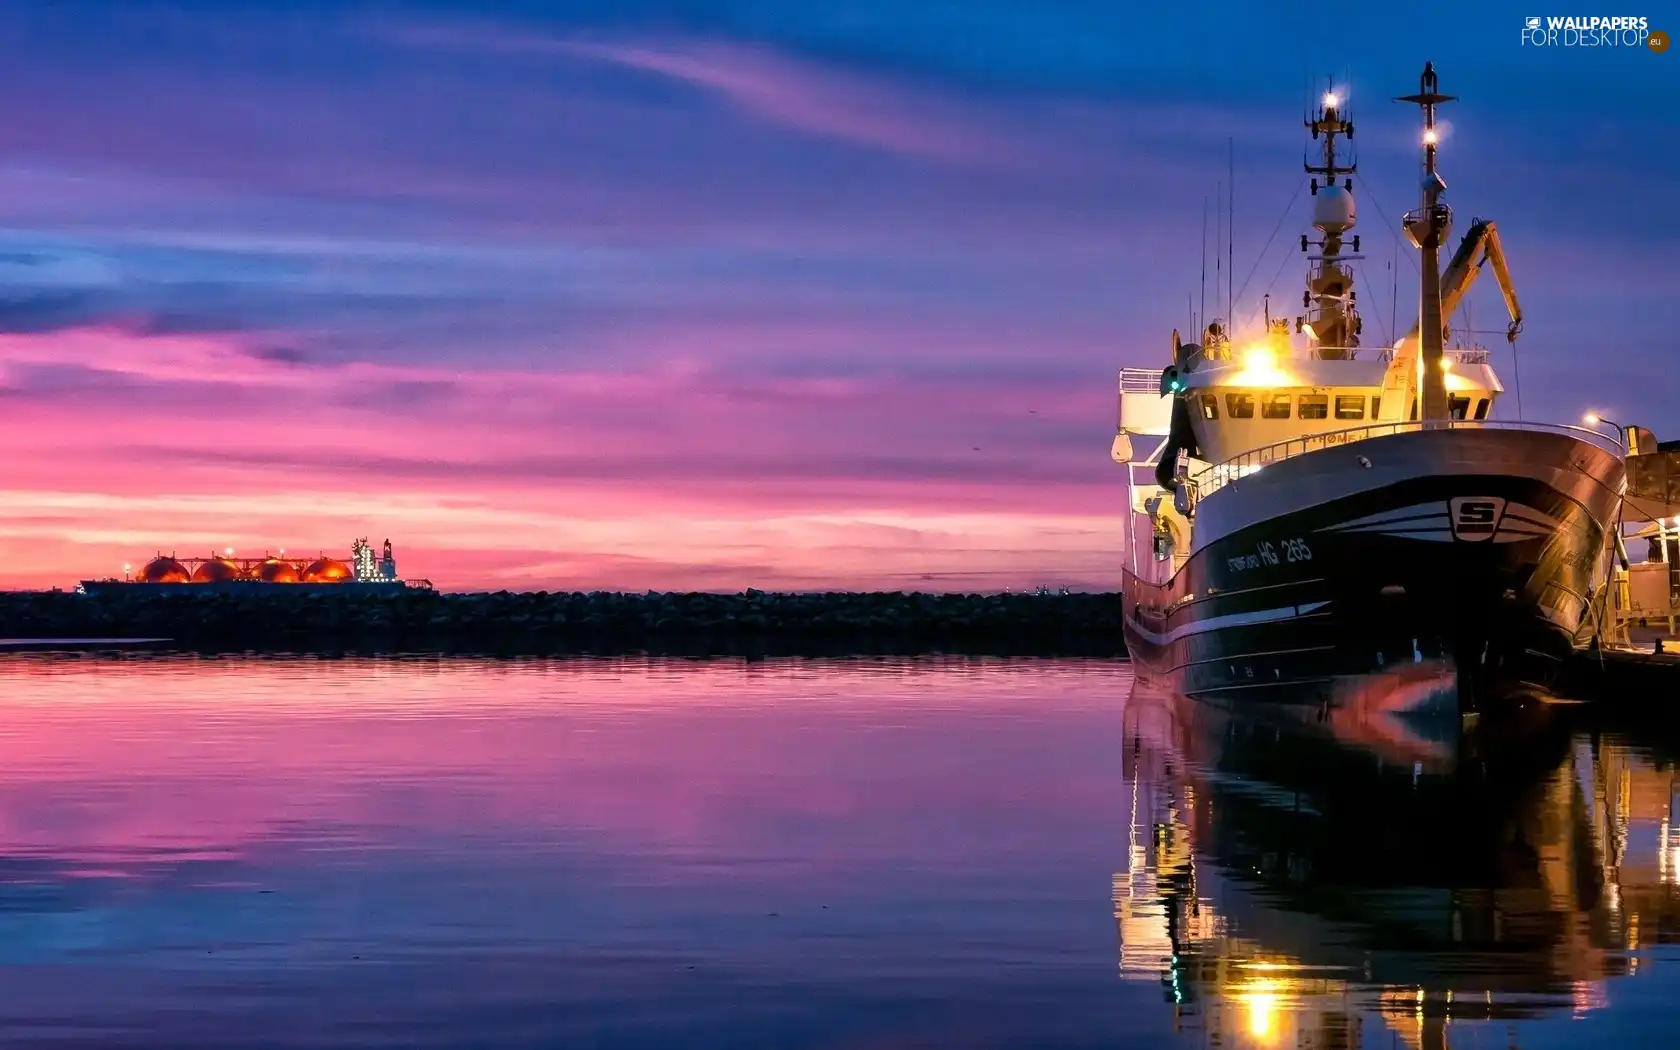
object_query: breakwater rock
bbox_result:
[0,589,1126,657]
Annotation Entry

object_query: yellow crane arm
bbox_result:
[1394,219,1523,358]
[1474,222,1523,341]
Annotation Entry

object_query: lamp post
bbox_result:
[1582,413,1628,449]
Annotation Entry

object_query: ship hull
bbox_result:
[78,581,413,595]
[1122,426,1624,704]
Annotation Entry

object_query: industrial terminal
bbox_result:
[78,538,431,594]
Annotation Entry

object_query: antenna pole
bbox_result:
[1227,137,1234,329]
[1398,61,1456,422]
[1214,183,1222,326]
[1199,197,1208,336]
[1390,246,1398,350]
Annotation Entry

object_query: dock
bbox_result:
[1559,624,1680,704]
[0,637,172,651]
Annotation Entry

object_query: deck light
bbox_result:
[1230,345,1291,388]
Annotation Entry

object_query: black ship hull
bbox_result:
[1122,427,1625,703]
[78,581,413,595]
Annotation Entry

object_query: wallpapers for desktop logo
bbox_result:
[1521,15,1665,50]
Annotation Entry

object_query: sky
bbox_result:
[0,1,1673,592]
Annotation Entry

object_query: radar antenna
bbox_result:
[1295,80,1362,360]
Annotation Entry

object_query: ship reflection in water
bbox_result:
[1120,667,1680,1048]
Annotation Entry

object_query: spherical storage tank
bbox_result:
[192,557,244,583]
[302,557,352,583]
[138,556,190,584]
[255,558,300,583]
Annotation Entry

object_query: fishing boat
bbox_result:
[1112,63,1627,701]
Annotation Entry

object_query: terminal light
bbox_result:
[1583,412,1601,426]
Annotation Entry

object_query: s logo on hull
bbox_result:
[1318,499,1562,543]
[1449,497,1504,541]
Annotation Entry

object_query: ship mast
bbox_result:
[1399,62,1455,421]
[1298,85,1361,360]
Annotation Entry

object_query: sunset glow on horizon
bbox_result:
[0,3,1672,592]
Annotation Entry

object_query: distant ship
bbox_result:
[1111,63,1627,700]
[79,538,434,594]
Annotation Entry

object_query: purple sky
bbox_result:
[0,2,1673,590]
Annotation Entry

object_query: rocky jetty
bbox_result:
[0,589,1126,657]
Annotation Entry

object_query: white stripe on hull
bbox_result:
[1190,428,1624,554]
[1129,601,1330,647]
[1315,497,1563,543]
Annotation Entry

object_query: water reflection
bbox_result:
[4,653,1678,1047]
[0,654,1151,1048]
[1119,670,1680,1048]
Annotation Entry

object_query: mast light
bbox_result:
[1423,128,1439,145]
[1323,92,1339,108]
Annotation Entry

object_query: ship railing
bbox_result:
[1300,346,1489,363]
[1186,419,1626,507]
[1127,346,1492,370]
[1445,347,1491,365]
[1118,367,1163,393]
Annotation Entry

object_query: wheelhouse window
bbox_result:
[1371,396,1382,419]
[1473,398,1490,420]
[1448,396,1471,420]
[1199,393,1219,420]
[1335,395,1365,420]
[1299,394,1329,420]
[1261,393,1292,419]
[1226,393,1255,419]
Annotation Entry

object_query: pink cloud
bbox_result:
[556,38,1009,166]
[386,24,1016,168]
[0,326,1124,592]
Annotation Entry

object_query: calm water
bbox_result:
[0,655,1674,1048]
